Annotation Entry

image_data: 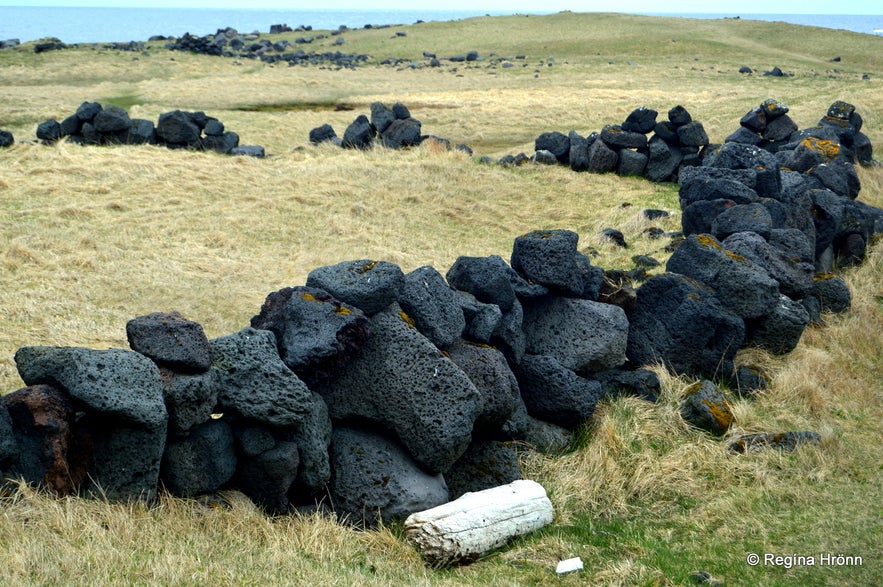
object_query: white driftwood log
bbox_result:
[403,479,554,566]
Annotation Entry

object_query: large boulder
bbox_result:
[159,367,219,437]
[514,354,604,429]
[445,340,520,436]
[666,234,780,319]
[812,273,851,314]
[160,418,237,498]
[309,123,338,144]
[586,137,618,173]
[14,346,166,429]
[681,199,736,236]
[446,255,517,311]
[93,105,131,134]
[710,203,774,241]
[622,106,658,133]
[535,131,571,164]
[744,294,810,355]
[510,229,588,295]
[396,265,465,349]
[2,384,84,494]
[457,292,503,343]
[37,118,63,142]
[617,149,649,176]
[210,327,313,428]
[234,436,300,515]
[75,412,167,501]
[645,135,683,182]
[568,130,591,171]
[369,102,396,134]
[521,296,628,373]
[600,125,647,149]
[381,118,422,149]
[328,426,449,526]
[127,118,156,145]
[156,110,201,145]
[76,101,103,122]
[701,142,781,198]
[249,285,370,384]
[126,311,212,373]
[626,273,745,378]
[0,129,15,148]
[723,231,815,300]
[306,259,404,316]
[677,121,709,147]
[341,114,375,149]
[314,304,483,474]
[679,178,760,208]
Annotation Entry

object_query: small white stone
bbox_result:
[556,557,584,574]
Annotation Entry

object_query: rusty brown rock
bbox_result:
[3,384,90,494]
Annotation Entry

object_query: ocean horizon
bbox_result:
[1,8,882,45]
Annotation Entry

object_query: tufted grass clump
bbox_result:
[1,13,882,586]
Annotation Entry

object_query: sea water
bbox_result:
[1,7,882,45]
[0,7,522,44]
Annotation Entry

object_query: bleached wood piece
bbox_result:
[403,479,554,566]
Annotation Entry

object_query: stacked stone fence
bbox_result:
[30,101,265,157]
[1,99,882,528]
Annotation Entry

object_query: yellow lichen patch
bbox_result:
[813,272,839,282]
[800,137,840,161]
[334,306,351,316]
[683,381,703,396]
[398,311,416,329]
[352,260,378,274]
[696,234,721,250]
[725,250,747,262]
[466,341,497,349]
[301,293,318,302]
[701,398,735,430]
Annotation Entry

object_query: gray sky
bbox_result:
[1,0,880,14]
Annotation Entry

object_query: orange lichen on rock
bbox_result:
[301,293,318,302]
[701,398,735,430]
[353,260,377,274]
[398,311,416,329]
[800,136,840,161]
[696,234,722,250]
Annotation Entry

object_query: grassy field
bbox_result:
[1,12,881,586]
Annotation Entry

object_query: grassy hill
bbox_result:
[1,12,881,586]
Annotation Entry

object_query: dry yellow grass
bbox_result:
[1,13,882,586]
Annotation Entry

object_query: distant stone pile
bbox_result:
[309,101,473,153]
[520,104,709,179]
[165,27,369,68]
[34,101,265,156]
[525,99,875,180]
